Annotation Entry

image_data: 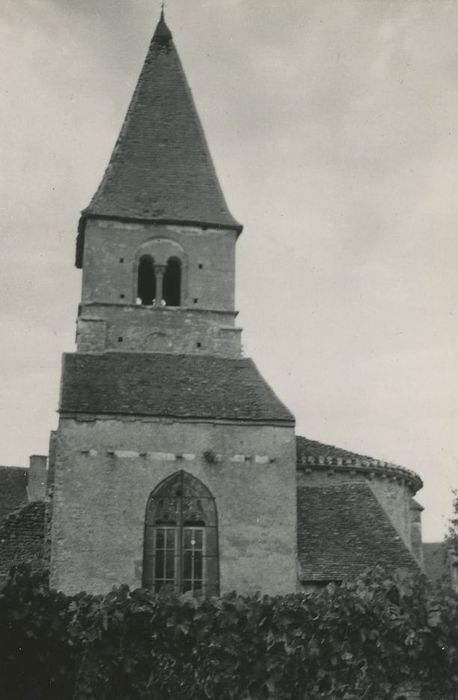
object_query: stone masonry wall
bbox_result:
[81,220,237,311]
[50,417,297,596]
[410,504,423,565]
[368,477,416,553]
[77,304,242,357]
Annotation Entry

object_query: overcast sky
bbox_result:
[2,0,458,541]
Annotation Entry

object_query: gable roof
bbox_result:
[0,467,28,524]
[297,482,420,582]
[59,352,294,424]
[79,13,241,264]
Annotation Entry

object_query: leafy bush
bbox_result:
[0,566,457,700]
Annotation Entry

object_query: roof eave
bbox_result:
[75,212,243,269]
[58,409,295,427]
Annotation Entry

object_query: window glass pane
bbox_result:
[183,550,192,580]
[194,530,203,549]
[183,529,193,549]
[183,527,204,549]
[155,529,165,549]
[194,551,203,579]
[182,579,204,593]
[165,551,175,579]
[155,551,164,579]
[166,529,175,548]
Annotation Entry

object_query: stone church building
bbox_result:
[0,13,427,595]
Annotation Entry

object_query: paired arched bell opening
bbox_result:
[137,255,182,307]
[143,471,219,595]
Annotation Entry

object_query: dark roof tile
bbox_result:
[82,16,240,234]
[296,435,422,492]
[297,482,420,581]
[297,436,377,464]
[0,502,47,585]
[59,352,294,423]
[0,467,28,524]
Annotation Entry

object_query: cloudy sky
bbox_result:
[2,0,458,541]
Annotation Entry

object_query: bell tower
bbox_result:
[75,12,242,358]
[49,12,297,595]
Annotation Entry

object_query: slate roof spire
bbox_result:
[78,11,241,260]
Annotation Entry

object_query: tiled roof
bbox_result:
[0,502,47,586]
[59,352,294,424]
[297,436,377,464]
[0,467,28,524]
[80,14,240,259]
[296,435,422,492]
[297,483,420,582]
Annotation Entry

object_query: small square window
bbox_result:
[119,257,124,263]
[194,298,198,304]
[198,264,203,269]
[196,342,201,349]
[118,337,123,343]
[120,294,125,299]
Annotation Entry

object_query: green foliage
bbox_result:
[0,566,457,700]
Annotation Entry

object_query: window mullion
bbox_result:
[154,264,166,307]
[191,528,195,590]
[176,493,183,593]
[202,528,207,594]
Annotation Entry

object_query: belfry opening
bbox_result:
[163,257,181,306]
[137,256,156,305]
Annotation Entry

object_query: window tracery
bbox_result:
[143,471,218,595]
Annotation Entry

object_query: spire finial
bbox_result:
[153,0,172,43]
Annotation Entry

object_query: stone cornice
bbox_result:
[297,455,422,493]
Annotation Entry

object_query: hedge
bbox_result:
[0,566,457,700]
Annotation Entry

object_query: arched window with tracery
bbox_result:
[163,257,181,307]
[143,471,218,595]
[137,255,156,305]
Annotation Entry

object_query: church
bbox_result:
[0,12,425,594]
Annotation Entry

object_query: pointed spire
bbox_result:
[78,12,241,266]
[154,4,172,44]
